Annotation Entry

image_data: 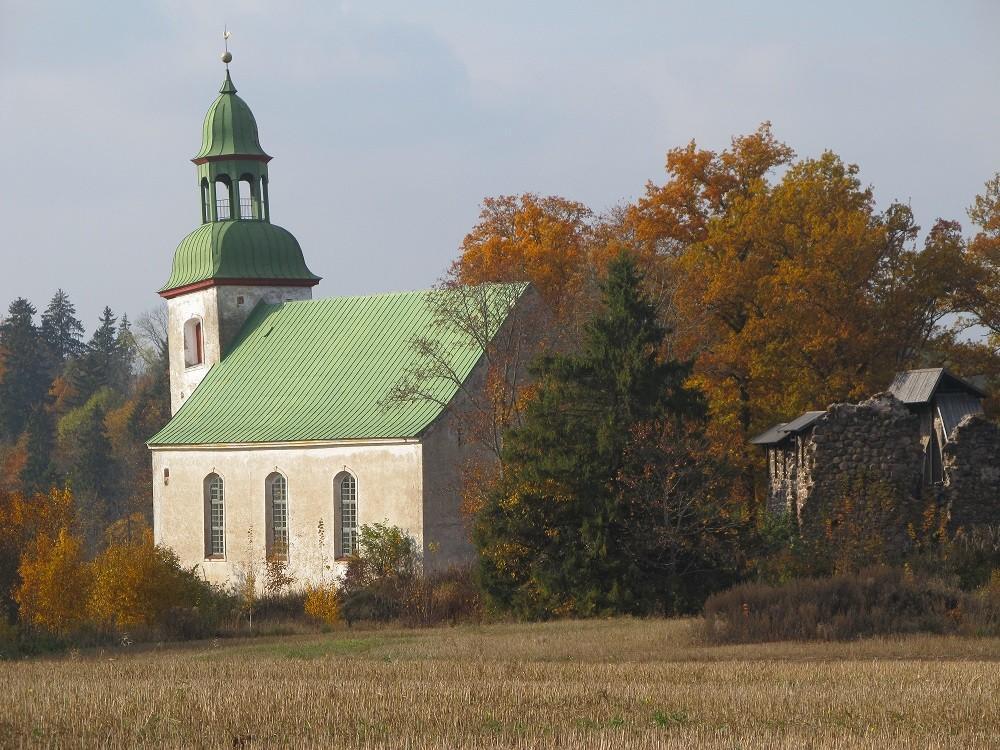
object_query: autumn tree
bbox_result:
[454,194,594,313]
[964,174,1000,347]
[14,527,91,635]
[474,253,707,617]
[630,125,969,490]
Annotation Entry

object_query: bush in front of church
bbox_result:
[326,522,482,627]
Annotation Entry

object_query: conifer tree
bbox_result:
[71,306,133,403]
[40,289,85,362]
[474,252,704,617]
[0,299,52,441]
[20,407,58,495]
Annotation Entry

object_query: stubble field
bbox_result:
[0,618,998,749]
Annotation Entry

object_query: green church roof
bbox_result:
[148,284,528,446]
[160,221,320,294]
[194,71,270,161]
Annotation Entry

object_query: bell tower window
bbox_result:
[215,176,232,220]
[184,317,204,368]
[239,177,255,219]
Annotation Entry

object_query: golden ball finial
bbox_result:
[221,51,233,64]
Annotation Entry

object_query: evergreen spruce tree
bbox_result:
[474,252,704,617]
[20,407,58,494]
[0,298,52,441]
[70,403,116,544]
[71,306,131,403]
[40,289,85,362]
[116,313,137,389]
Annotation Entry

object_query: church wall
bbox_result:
[151,440,424,588]
[166,287,221,415]
[419,396,485,570]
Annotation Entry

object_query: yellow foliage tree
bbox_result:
[87,528,191,632]
[14,527,91,635]
[303,585,341,626]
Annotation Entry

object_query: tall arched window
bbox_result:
[183,317,204,367]
[215,176,232,220]
[204,473,225,558]
[238,178,254,219]
[266,472,288,560]
[337,473,358,556]
[200,178,211,223]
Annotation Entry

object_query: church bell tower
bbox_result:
[159,51,320,415]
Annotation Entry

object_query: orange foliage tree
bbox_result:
[454,194,594,311]
[629,125,969,488]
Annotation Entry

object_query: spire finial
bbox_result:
[221,26,232,66]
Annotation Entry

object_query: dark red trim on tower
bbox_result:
[159,276,320,299]
[191,153,273,165]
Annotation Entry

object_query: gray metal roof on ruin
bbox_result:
[749,423,789,445]
[780,410,827,435]
[937,392,985,438]
[887,368,987,405]
[749,410,826,446]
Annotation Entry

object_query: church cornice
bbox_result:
[159,276,320,299]
[148,437,422,451]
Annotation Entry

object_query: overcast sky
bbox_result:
[2,1,999,328]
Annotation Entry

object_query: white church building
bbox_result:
[149,63,524,587]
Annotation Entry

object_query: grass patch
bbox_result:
[0,618,997,748]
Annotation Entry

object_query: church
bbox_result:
[148,61,526,587]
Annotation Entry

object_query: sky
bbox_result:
[1,0,999,329]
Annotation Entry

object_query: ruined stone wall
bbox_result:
[800,394,924,522]
[944,416,1000,529]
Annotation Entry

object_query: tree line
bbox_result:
[0,291,169,549]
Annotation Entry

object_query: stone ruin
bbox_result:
[752,369,1000,530]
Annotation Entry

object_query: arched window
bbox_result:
[204,473,225,558]
[183,317,204,367]
[200,178,210,223]
[238,177,254,219]
[215,176,232,220]
[337,473,358,556]
[266,472,288,560]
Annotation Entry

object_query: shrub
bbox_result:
[15,527,92,636]
[700,567,1000,644]
[303,586,341,627]
[340,522,419,625]
[400,565,482,627]
[88,529,206,634]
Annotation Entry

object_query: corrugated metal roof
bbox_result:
[749,423,789,445]
[148,283,528,446]
[193,72,269,160]
[160,221,320,293]
[888,368,987,404]
[937,392,984,439]
[780,410,826,434]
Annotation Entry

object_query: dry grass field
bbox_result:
[1,618,998,749]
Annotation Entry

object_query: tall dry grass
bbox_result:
[0,618,997,748]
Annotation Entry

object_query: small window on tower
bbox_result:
[237,295,245,306]
[184,317,204,368]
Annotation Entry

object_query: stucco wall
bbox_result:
[166,284,312,415]
[152,440,423,588]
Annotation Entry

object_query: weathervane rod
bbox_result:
[221,26,233,67]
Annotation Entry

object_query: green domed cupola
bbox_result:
[160,60,320,298]
[194,71,270,161]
